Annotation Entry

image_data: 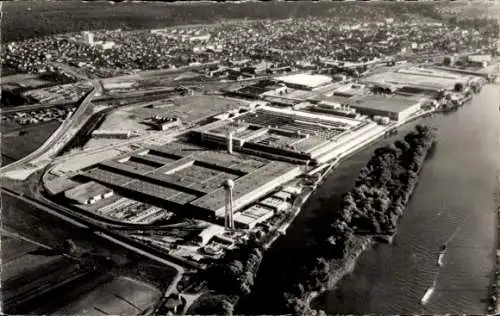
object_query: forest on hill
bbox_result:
[2,1,445,43]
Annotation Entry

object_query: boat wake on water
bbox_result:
[421,272,440,306]
[422,216,471,305]
[437,214,470,267]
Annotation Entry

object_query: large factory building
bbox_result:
[276,74,333,90]
[345,95,423,122]
[47,141,302,221]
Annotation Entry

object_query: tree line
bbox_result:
[283,124,437,314]
[189,242,264,315]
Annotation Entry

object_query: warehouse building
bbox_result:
[92,129,134,139]
[276,74,333,90]
[233,205,274,230]
[362,67,469,92]
[345,95,422,122]
[55,140,302,221]
[64,181,114,205]
[193,105,371,163]
[259,196,290,213]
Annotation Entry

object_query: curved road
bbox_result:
[0,81,100,178]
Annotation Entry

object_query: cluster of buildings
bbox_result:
[22,81,93,104]
[2,16,498,81]
[43,66,474,263]
[20,10,491,267]
[42,61,479,265]
[2,106,74,125]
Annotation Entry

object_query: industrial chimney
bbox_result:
[223,179,235,231]
[227,130,234,154]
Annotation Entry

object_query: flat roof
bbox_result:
[276,74,332,89]
[65,181,112,201]
[190,161,301,216]
[322,94,355,104]
[242,204,274,219]
[363,67,468,91]
[346,95,420,113]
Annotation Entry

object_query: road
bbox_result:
[0,100,78,115]
[0,80,101,179]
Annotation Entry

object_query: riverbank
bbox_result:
[490,171,500,314]
[308,83,499,315]
[299,126,437,314]
[306,236,373,312]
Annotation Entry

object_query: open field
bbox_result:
[55,276,162,315]
[82,95,245,149]
[1,121,60,166]
[1,73,54,90]
[126,95,245,124]
[1,1,449,43]
[0,230,86,313]
[0,231,64,282]
[0,191,178,312]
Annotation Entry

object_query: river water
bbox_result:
[237,83,500,315]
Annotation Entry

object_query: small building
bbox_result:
[233,205,274,230]
[64,181,114,205]
[273,191,293,201]
[92,129,133,139]
[195,225,225,246]
[259,197,289,213]
[467,54,492,65]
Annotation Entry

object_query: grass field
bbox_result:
[1,121,60,166]
[1,1,450,43]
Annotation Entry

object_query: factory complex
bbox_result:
[41,66,475,264]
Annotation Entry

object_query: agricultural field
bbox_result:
[1,192,178,314]
[55,276,162,315]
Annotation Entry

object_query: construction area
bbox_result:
[82,95,248,150]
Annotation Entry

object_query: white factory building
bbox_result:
[276,74,333,90]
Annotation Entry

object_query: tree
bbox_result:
[454,82,464,92]
[221,299,234,316]
[59,239,77,255]
[394,139,410,153]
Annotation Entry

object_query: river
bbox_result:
[237,83,500,315]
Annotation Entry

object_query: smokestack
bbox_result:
[223,179,235,231]
[227,130,234,154]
